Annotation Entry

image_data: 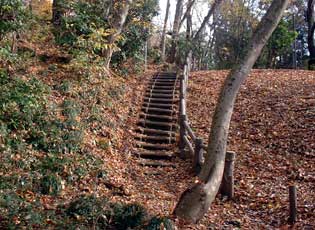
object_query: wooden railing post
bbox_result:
[220,151,236,199]
[179,114,187,158]
[289,185,297,224]
[193,138,203,175]
[179,74,187,158]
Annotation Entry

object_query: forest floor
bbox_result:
[118,69,315,230]
[1,23,314,228]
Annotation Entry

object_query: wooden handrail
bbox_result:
[179,51,206,174]
[178,51,237,178]
[183,135,194,156]
[183,120,196,142]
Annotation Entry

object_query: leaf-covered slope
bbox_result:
[184,69,315,229]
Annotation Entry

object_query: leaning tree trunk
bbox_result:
[179,0,196,30]
[160,0,170,62]
[192,0,223,43]
[168,0,184,63]
[173,0,289,223]
[104,0,133,69]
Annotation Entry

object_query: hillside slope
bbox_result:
[182,70,315,229]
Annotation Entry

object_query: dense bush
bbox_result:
[146,216,174,230]
[64,195,147,229]
[54,0,158,70]
[0,71,83,154]
[0,0,28,39]
[40,173,62,195]
[54,1,107,46]
[112,0,158,66]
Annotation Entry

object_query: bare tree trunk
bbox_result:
[104,0,133,69]
[307,0,315,69]
[52,0,63,27]
[179,0,196,30]
[173,0,289,223]
[102,0,113,19]
[192,0,223,43]
[160,0,170,62]
[11,32,17,53]
[186,0,193,40]
[168,0,184,63]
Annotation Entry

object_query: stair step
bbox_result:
[151,77,177,81]
[135,133,176,142]
[145,89,176,94]
[139,159,175,168]
[155,72,176,76]
[136,150,174,159]
[144,93,174,98]
[138,119,176,128]
[147,85,175,90]
[143,102,174,109]
[139,113,174,121]
[149,82,175,86]
[141,107,174,115]
[148,78,176,83]
[136,141,172,150]
[143,97,176,103]
[135,127,176,136]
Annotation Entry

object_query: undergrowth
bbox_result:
[0,6,167,229]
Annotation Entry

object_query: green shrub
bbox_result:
[146,216,174,230]
[66,195,109,229]
[0,0,28,39]
[0,72,84,155]
[62,99,81,119]
[113,203,147,230]
[54,1,107,46]
[0,72,48,152]
[40,173,62,195]
[65,196,147,229]
[39,155,69,174]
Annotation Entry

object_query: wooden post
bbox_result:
[220,151,236,199]
[179,74,187,158]
[289,185,297,224]
[193,138,203,175]
[144,40,148,71]
[179,114,187,158]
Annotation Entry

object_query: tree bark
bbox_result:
[307,0,315,56]
[168,0,184,63]
[307,0,315,69]
[173,0,289,223]
[160,0,170,62]
[104,0,133,69]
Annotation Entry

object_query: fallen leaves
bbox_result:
[184,69,315,229]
